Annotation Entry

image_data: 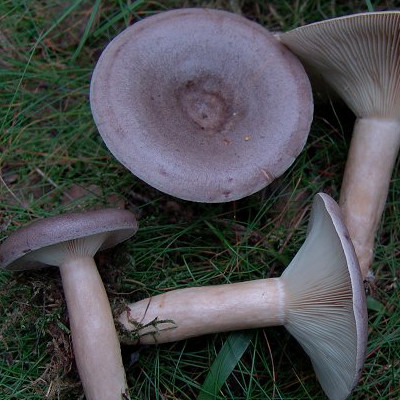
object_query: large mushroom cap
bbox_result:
[280,11,400,118]
[0,208,138,271]
[282,193,367,400]
[90,8,313,202]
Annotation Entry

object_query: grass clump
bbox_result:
[1,1,400,399]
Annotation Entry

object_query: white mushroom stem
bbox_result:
[60,256,128,400]
[0,209,138,400]
[339,117,400,278]
[279,11,400,279]
[118,193,368,400]
[119,278,285,344]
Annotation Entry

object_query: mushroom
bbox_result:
[90,8,313,203]
[0,208,138,400]
[279,11,400,279]
[118,193,367,400]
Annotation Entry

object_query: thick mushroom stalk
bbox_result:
[60,256,127,400]
[0,209,138,400]
[340,118,400,273]
[119,193,368,400]
[279,11,400,279]
[119,279,285,343]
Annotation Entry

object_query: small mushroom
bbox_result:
[279,11,400,279]
[0,209,138,400]
[90,8,313,202]
[118,193,367,400]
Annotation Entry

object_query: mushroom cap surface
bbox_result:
[90,8,313,202]
[280,11,400,118]
[0,209,138,271]
[282,193,367,400]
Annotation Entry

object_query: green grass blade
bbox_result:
[93,0,147,37]
[40,0,85,42]
[366,295,386,314]
[197,331,254,400]
[365,0,374,12]
[71,0,102,62]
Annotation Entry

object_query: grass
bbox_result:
[1,0,400,399]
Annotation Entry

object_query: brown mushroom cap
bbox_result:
[0,208,138,271]
[90,8,313,202]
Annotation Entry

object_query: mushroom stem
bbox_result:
[60,256,129,400]
[118,193,367,400]
[339,117,400,279]
[119,278,285,344]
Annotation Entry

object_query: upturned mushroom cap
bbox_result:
[0,208,138,400]
[280,12,400,279]
[118,192,367,400]
[90,8,313,202]
[282,193,367,400]
[0,208,138,271]
[280,11,400,118]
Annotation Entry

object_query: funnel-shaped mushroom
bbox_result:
[280,11,400,279]
[90,8,313,203]
[118,193,367,400]
[0,209,138,400]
